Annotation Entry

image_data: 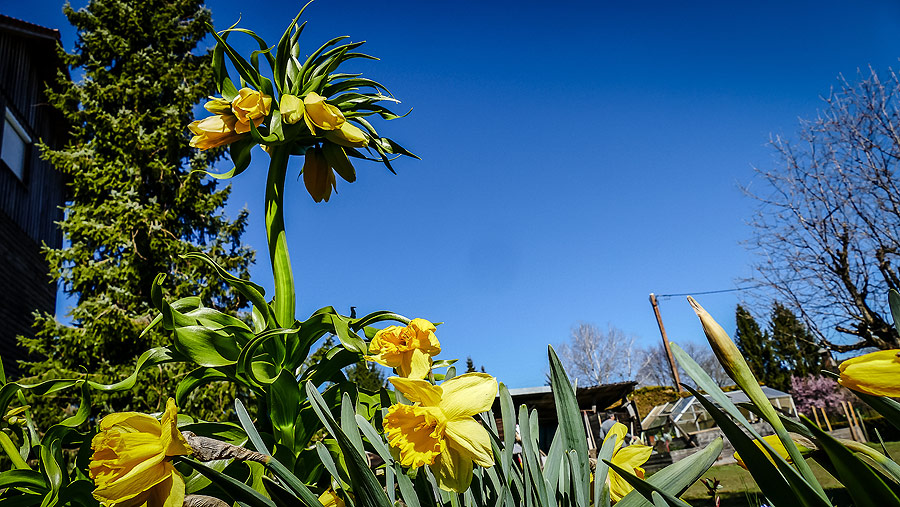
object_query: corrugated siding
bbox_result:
[0,27,66,377]
[0,29,65,249]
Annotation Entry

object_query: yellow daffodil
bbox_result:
[366,318,441,379]
[188,114,242,150]
[231,88,272,134]
[384,373,497,492]
[318,489,345,507]
[733,434,814,470]
[302,147,335,203]
[303,92,345,134]
[601,423,652,503]
[202,97,233,115]
[325,122,368,148]
[89,398,192,507]
[280,94,304,125]
[839,349,900,397]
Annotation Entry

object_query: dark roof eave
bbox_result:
[0,14,61,42]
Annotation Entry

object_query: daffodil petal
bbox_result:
[444,418,494,467]
[151,469,185,507]
[839,349,900,396]
[405,348,433,380]
[607,467,634,503]
[438,373,498,419]
[389,377,443,407]
[612,444,653,470]
[93,458,172,504]
[160,399,192,457]
[601,422,628,454]
[99,412,161,434]
[430,444,474,493]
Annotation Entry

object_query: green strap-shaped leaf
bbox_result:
[340,393,365,458]
[803,415,900,506]
[323,142,357,183]
[616,437,722,507]
[548,345,590,504]
[355,413,393,464]
[0,431,28,470]
[680,385,809,507]
[268,370,302,452]
[889,288,900,335]
[181,252,274,327]
[604,461,692,507]
[395,464,422,507]
[498,384,516,479]
[207,24,262,91]
[304,382,392,507]
[0,469,46,490]
[177,457,277,507]
[331,314,365,353]
[274,5,310,92]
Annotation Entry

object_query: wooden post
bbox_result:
[649,293,682,393]
[840,401,859,441]
[812,407,822,428]
[849,402,868,442]
[820,407,833,431]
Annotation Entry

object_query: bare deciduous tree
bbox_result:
[556,323,648,386]
[641,341,731,388]
[747,67,900,352]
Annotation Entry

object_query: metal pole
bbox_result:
[649,293,683,393]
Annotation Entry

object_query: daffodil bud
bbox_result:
[325,121,368,148]
[302,147,335,203]
[688,296,756,388]
[203,97,233,115]
[279,94,304,124]
[303,92,345,134]
[839,349,900,396]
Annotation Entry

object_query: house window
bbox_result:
[1,108,31,181]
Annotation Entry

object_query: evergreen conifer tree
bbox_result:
[735,305,780,386]
[735,303,827,392]
[19,0,253,420]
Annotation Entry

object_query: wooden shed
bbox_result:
[0,15,67,377]
[492,381,640,453]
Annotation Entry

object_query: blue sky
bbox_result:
[8,0,900,387]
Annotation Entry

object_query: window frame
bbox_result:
[0,100,34,185]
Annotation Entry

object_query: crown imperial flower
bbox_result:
[303,92,345,134]
[384,373,497,492]
[280,94,304,125]
[231,88,272,134]
[89,398,192,507]
[188,114,243,150]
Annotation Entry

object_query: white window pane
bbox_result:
[2,112,30,181]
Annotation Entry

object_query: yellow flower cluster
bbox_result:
[89,399,192,507]
[188,88,272,150]
[366,318,497,492]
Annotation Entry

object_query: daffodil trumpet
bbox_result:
[383,373,497,492]
[367,318,442,379]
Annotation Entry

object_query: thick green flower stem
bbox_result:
[265,146,295,327]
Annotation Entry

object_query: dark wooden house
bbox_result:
[492,381,640,453]
[0,15,67,378]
